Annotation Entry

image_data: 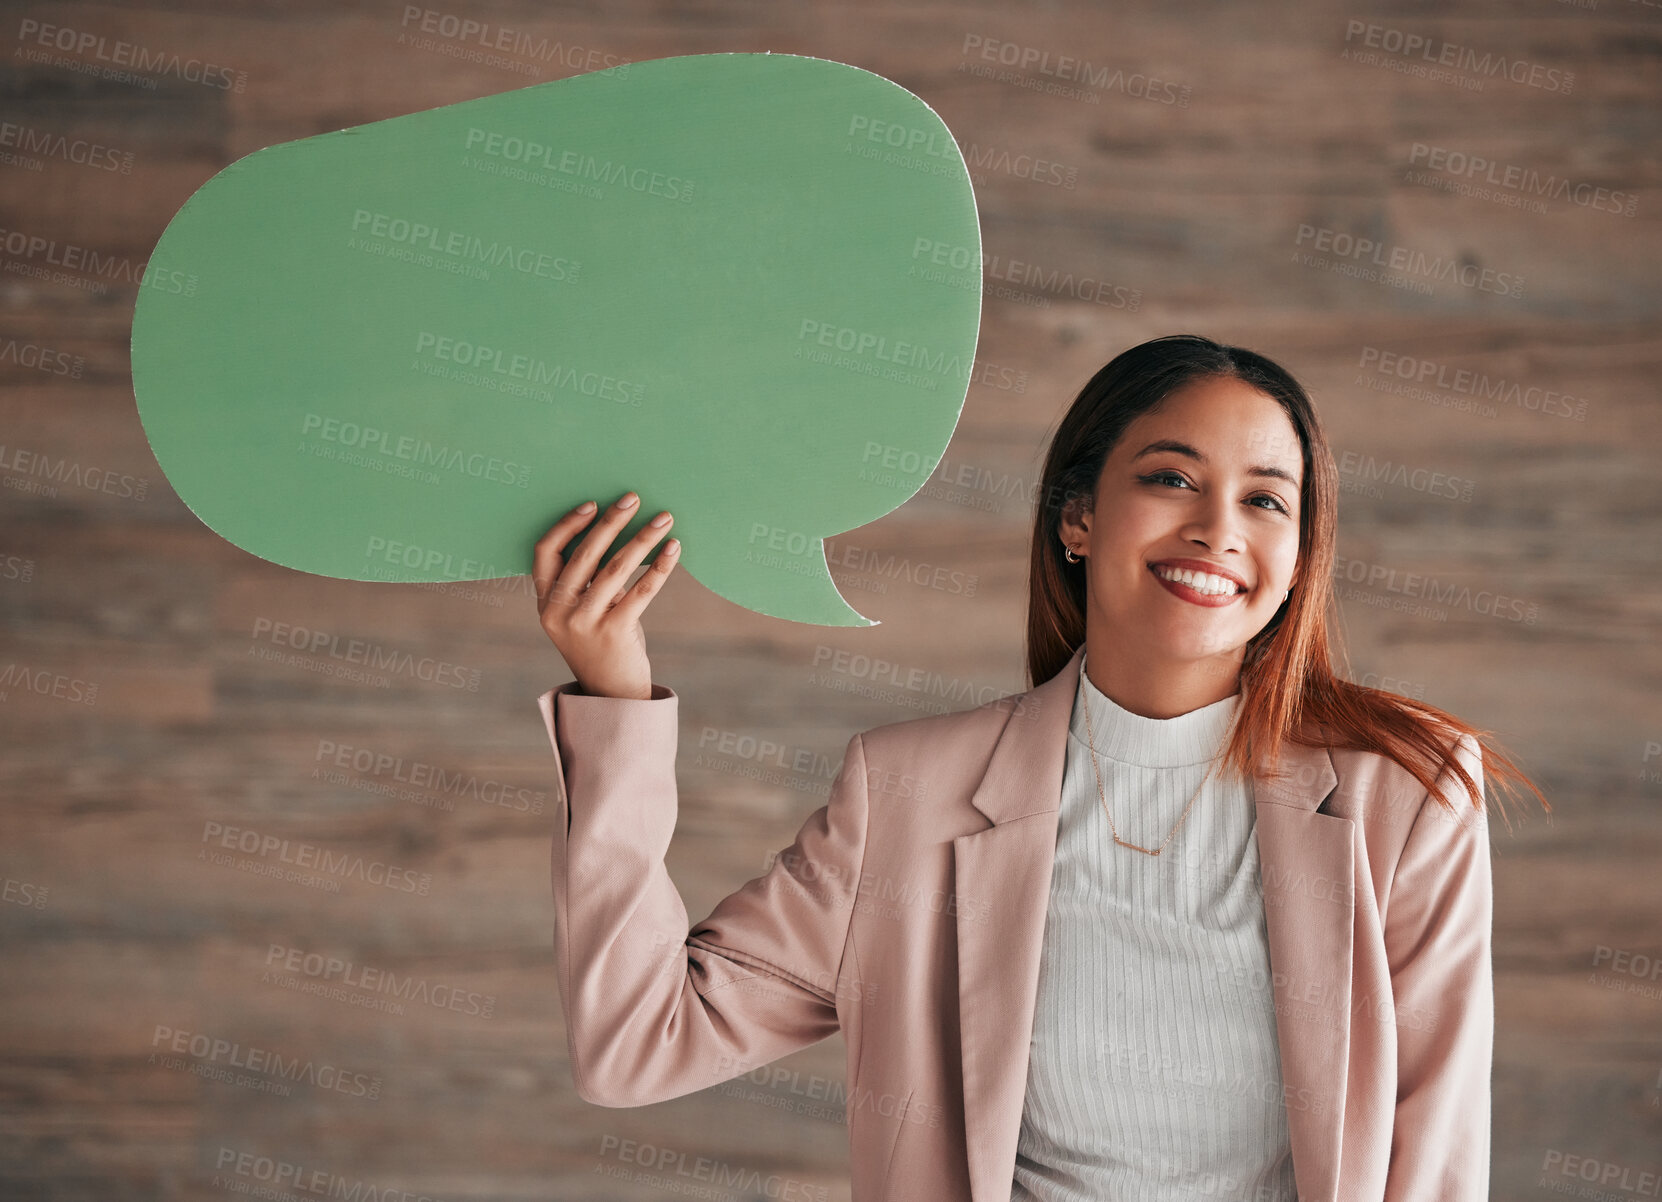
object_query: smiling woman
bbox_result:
[1004,334,1551,1198]
[531,332,1550,1202]
[1029,334,1544,819]
[1056,374,1306,719]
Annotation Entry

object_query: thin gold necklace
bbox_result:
[1078,652,1238,857]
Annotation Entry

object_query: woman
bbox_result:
[530,334,1546,1201]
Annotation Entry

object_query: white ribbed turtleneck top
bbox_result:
[1008,661,1298,1201]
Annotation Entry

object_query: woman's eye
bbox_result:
[1141,471,1190,489]
[1140,471,1291,515]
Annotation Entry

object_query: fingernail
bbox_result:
[576,500,596,513]
[618,492,639,508]
[666,539,680,554]
[650,511,671,527]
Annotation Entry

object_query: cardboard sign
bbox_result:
[130,52,982,626]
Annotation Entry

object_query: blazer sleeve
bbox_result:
[538,679,870,1108]
[1382,731,1493,1201]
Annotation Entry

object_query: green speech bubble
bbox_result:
[130,52,981,626]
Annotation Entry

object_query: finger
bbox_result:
[608,536,681,626]
[582,511,675,615]
[532,501,597,606]
[559,491,637,582]
[560,491,649,610]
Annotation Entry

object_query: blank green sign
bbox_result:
[130,52,982,627]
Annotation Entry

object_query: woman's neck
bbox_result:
[1081,633,1243,719]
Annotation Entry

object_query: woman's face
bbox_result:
[1061,373,1305,672]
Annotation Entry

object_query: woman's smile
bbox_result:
[1148,558,1248,606]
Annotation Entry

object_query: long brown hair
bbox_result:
[1025,334,1548,829]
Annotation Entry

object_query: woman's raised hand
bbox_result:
[533,491,678,700]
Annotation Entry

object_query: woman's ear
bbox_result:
[1058,488,1093,544]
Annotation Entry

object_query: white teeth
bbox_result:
[1155,566,1241,596]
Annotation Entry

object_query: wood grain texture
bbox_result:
[2,1,1658,1198]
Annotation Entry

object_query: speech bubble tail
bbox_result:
[687,541,879,628]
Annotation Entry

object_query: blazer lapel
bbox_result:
[952,644,1351,1202]
[1252,756,1352,1202]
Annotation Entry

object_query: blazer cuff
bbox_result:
[536,680,679,776]
[538,678,676,707]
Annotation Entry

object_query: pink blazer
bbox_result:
[539,643,1493,1201]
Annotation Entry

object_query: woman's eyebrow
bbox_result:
[1132,439,1299,485]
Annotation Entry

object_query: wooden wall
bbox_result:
[2,1,1658,1197]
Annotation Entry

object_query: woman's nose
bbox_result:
[1181,500,1244,553]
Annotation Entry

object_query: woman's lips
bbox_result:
[1148,562,1247,608]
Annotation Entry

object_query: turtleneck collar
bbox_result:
[1068,654,1241,768]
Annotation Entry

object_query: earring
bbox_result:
[1063,544,1081,564]
[1283,589,1291,600]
